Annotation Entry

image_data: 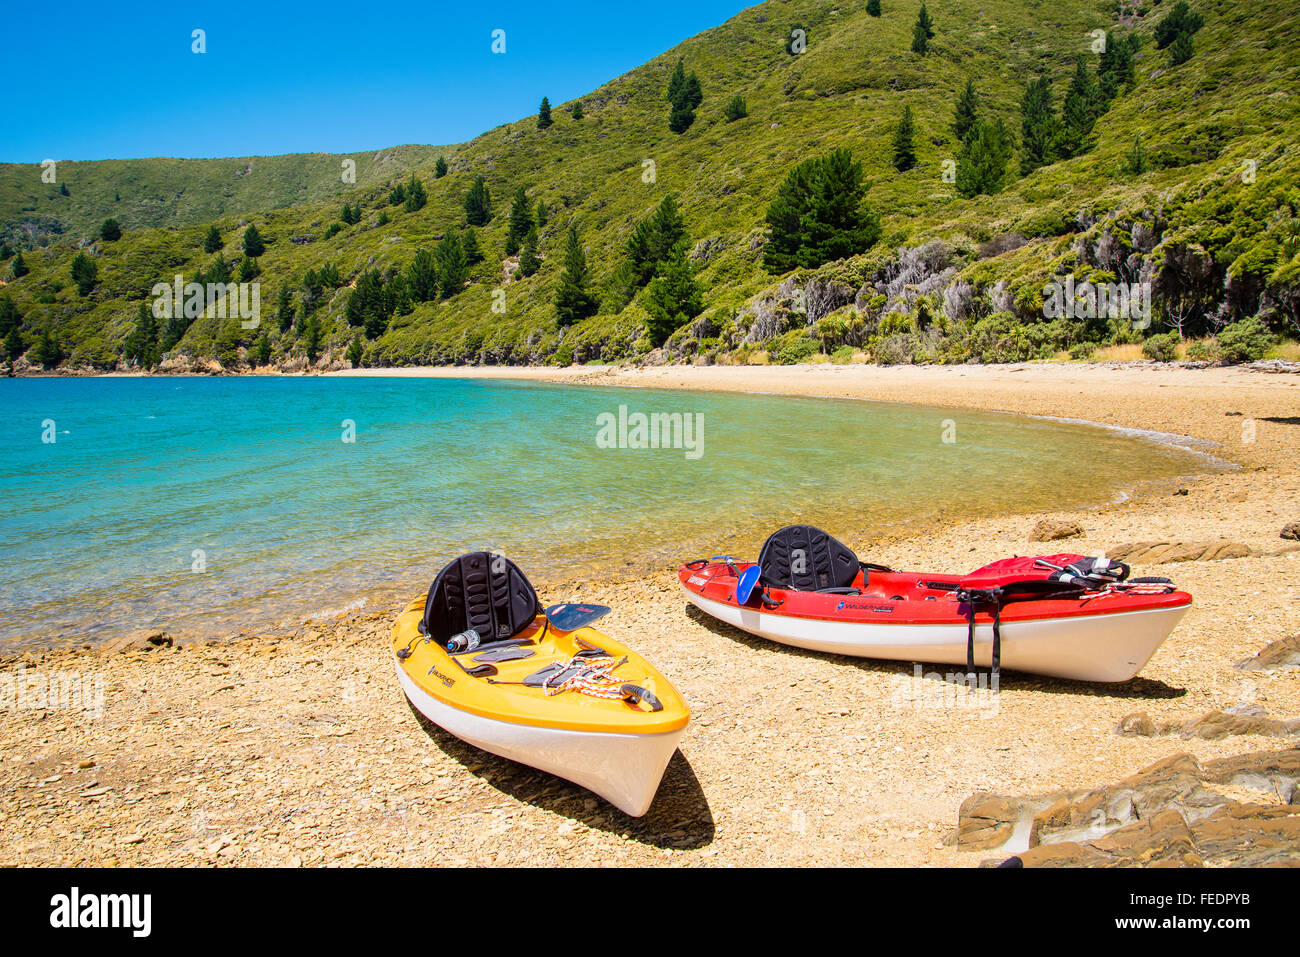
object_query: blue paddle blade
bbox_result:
[711,555,740,563]
[544,602,612,632]
[735,565,761,604]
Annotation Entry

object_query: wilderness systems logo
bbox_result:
[50,887,151,938]
[1042,275,1151,330]
[595,404,704,460]
[151,274,261,329]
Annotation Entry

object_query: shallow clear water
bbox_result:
[0,375,1214,649]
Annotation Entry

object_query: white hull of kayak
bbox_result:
[682,587,1190,683]
[394,659,684,817]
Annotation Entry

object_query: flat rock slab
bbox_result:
[1107,541,1253,564]
[957,748,1300,866]
[1117,709,1300,741]
[1235,633,1300,673]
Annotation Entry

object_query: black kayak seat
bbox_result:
[757,525,863,593]
[421,551,542,647]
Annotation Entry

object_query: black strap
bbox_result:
[957,580,1087,681]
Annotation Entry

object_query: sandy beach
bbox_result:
[3,361,1298,866]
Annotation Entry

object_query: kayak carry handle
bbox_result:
[621,684,663,712]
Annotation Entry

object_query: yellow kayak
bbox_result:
[390,553,689,817]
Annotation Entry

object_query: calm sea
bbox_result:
[0,375,1214,649]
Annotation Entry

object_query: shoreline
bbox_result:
[3,362,1298,866]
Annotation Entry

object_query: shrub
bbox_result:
[1141,332,1179,362]
[771,333,820,365]
[830,344,855,364]
[1069,342,1097,361]
[1185,339,1216,361]
[1215,317,1275,364]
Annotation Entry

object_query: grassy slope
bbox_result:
[0,145,444,247]
[3,0,1297,369]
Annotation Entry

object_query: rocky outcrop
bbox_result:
[1115,708,1300,741]
[1235,634,1300,673]
[1029,519,1083,542]
[1107,540,1254,564]
[1281,522,1300,541]
[953,749,1300,867]
[99,631,174,654]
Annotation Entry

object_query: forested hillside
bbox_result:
[1,0,1296,373]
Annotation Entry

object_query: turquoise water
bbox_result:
[0,376,1212,650]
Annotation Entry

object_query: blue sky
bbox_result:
[5,1,754,162]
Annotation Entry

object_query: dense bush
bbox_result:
[1141,332,1179,362]
[770,332,820,365]
[1215,316,1275,363]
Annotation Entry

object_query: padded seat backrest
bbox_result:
[757,525,860,591]
[422,552,541,645]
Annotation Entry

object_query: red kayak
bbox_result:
[678,525,1192,683]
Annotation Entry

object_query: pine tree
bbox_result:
[1122,134,1148,176]
[434,156,448,178]
[255,332,272,366]
[0,294,19,336]
[238,256,261,282]
[277,286,294,332]
[953,79,979,144]
[304,315,322,364]
[435,231,469,298]
[911,18,929,54]
[242,224,266,257]
[918,3,935,37]
[124,300,161,368]
[1155,1,1203,49]
[667,59,688,106]
[1169,30,1195,65]
[537,96,553,129]
[723,95,748,122]
[10,251,27,279]
[203,225,222,253]
[892,105,917,171]
[1056,56,1102,158]
[100,218,122,241]
[518,226,541,277]
[642,240,703,347]
[31,329,64,368]
[346,334,364,368]
[506,186,533,256]
[1019,76,1058,175]
[570,100,584,119]
[1098,31,1138,102]
[625,195,690,287]
[464,176,492,226]
[955,117,1013,198]
[462,228,482,265]
[867,0,881,16]
[387,182,406,206]
[403,174,427,212]
[407,248,439,301]
[535,200,549,228]
[0,242,12,260]
[666,59,702,133]
[554,226,598,325]
[4,327,22,362]
[764,148,881,274]
[70,252,98,296]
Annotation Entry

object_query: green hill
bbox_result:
[2,0,1297,373]
[0,145,444,247]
